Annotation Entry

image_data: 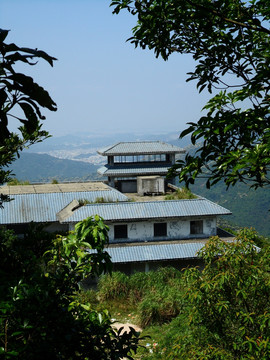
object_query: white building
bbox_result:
[65,199,230,242]
[63,198,232,273]
[0,181,232,272]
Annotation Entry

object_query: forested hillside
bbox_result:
[9,152,100,183]
[189,179,270,237]
[178,143,270,236]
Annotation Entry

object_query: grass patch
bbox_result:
[96,268,184,328]
[78,268,192,359]
[7,178,31,185]
[165,187,197,200]
[98,271,130,301]
[78,197,114,205]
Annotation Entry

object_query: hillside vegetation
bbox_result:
[82,231,270,359]
[188,179,270,236]
[176,142,270,236]
[8,152,100,183]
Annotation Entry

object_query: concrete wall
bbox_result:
[119,180,137,193]
[137,176,165,195]
[107,217,217,242]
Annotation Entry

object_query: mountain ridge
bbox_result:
[8,152,99,183]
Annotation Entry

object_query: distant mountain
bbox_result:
[8,152,100,183]
[28,131,190,152]
[7,132,189,184]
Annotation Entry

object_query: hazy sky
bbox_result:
[1,0,209,137]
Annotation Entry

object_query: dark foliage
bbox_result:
[0,29,56,206]
[111,1,270,189]
[0,217,141,359]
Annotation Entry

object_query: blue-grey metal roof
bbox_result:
[0,189,129,224]
[88,242,206,263]
[98,141,185,156]
[64,199,231,223]
[97,164,170,176]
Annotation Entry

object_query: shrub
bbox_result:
[174,231,270,359]
[128,268,183,305]
[98,272,130,301]
[78,197,114,206]
[138,293,161,327]
[7,178,30,185]
[77,289,99,307]
[128,272,149,304]
[165,187,197,200]
[0,217,140,359]
[78,198,91,206]
[138,287,183,327]
[94,197,113,203]
[96,268,185,328]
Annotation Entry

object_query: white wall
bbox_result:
[107,217,217,242]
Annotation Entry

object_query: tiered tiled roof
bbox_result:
[98,141,185,156]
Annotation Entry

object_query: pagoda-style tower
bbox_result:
[97,141,185,193]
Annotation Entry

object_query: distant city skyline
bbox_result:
[1,0,210,137]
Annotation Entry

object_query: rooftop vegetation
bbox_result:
[7,178,31,186]
[81,229,270,359]
[165,187,197,200]
[78,197,115,206]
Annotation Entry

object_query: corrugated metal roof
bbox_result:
[97,164,170,176]
[65,199,231,223]
[98,141,185,156]
[0,181,109,195]
[0,189,129,224]
[88,242,205,263]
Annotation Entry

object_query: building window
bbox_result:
[154,223,167,237]
[114,224,128,239]
[114,154,167,163]
[190,220,203,235]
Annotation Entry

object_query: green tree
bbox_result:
[111,0,270,189]
[0,30,140,359]
[0,217,140,359]
[169,229,270,359]
[0,28,57,206]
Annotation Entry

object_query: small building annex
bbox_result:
[97,141,185,193]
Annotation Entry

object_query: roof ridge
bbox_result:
[84,198,207,207]
[98,142,121,153]
[117,140,160,143]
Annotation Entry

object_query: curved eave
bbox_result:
[98,150,185,156]
[97,165,171,177]
[97,141,185,156]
